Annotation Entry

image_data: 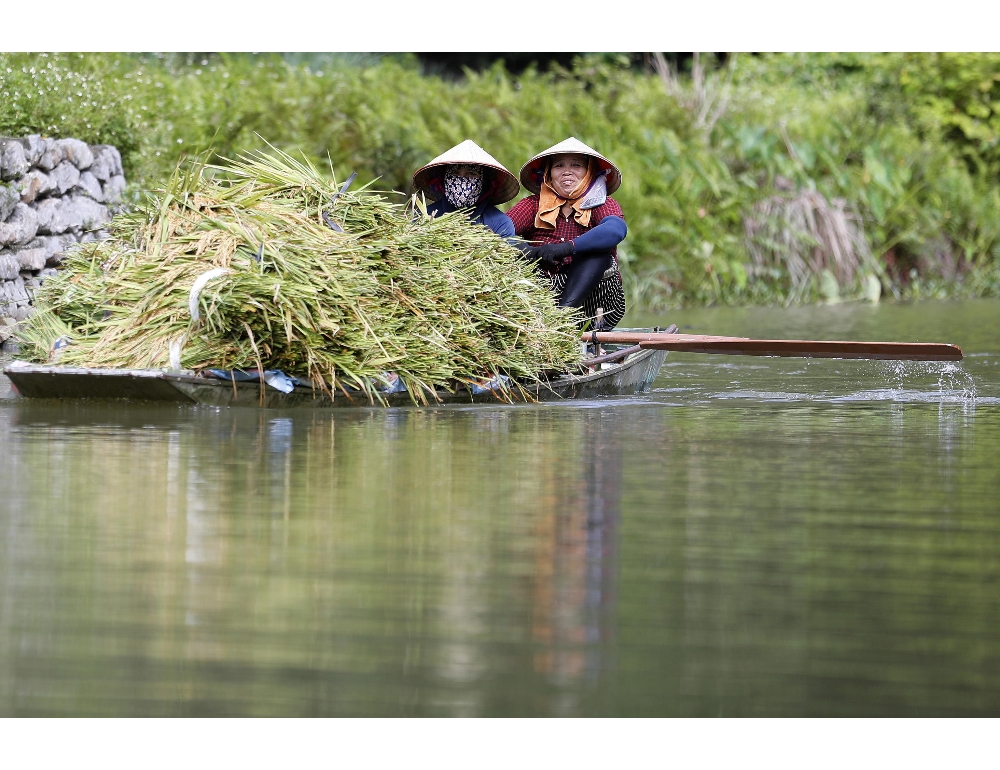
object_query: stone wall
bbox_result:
[0,136,125,342]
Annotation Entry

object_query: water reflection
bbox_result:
[0,403,636,715]
[2,299,1000,715]
[531,411,620,699]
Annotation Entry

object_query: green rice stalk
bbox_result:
[18,148,582,404]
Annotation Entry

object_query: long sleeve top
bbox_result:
[506,194,626,270]
[427,199,516,239]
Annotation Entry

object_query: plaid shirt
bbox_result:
[507,194,624,272]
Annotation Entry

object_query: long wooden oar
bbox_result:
[585,331,963,361]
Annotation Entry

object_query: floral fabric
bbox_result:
[443,165,484,208]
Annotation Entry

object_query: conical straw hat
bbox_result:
[519,137,622,195]
[412,140,520,205]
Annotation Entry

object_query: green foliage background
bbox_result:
[3,52,1000,307]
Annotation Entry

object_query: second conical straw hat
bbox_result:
[412,140,520,206]
[519,137,622,196]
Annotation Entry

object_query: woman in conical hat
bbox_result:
[506,137,627,329]
[411,140,520,237]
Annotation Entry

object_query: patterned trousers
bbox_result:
[549,264,627,330]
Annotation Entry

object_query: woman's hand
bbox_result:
[527,240,575,267]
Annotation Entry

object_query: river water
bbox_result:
[1,299,998,716]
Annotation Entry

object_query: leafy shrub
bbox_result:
[3,52,999,307]
[0,53,142,169]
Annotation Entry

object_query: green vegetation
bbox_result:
[19,149,580,401]
[3,52,1000,308]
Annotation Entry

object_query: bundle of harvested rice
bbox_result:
[17,148,582,403]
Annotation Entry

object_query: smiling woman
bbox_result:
[508,137,628,329]
[548,154,589,196]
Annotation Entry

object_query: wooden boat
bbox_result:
[1,330,670,408]
[3,320,963,407]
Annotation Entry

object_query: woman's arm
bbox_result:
[525,216,624,266]
[572,215,626,252]
[483,208,516,239]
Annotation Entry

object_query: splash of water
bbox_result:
[935,362,978,401]
[874,360,978,403]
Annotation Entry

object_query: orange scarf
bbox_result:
[534,158,599,230]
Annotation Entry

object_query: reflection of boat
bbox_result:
[2,330,670,408]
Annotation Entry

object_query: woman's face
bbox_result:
[548,153,590,197]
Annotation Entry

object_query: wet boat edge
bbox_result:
[3,349,668,408]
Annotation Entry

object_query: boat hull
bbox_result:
[3,349,667,408]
